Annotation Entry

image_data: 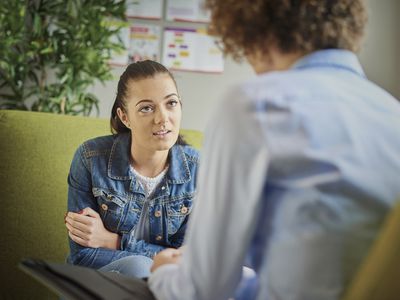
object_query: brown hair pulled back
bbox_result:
[110,60,186,145]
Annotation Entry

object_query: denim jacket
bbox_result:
[67,133,199,269]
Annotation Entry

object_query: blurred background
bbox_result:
[1,0,399,131]
[91,0,400,131]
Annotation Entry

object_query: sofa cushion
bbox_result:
[342,202,400,300]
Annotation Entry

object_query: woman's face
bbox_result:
[118,73,182,153]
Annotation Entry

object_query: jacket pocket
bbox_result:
[166,196,193,235]
[92,187,127,232]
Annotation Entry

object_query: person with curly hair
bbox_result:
[112,1,400,299]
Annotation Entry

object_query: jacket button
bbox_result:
[161,186,166,190]
[107,195,113,200]
[180,206,188,214]
[154,210,162,217]
[101,204,108,211]
[155,235,162,241]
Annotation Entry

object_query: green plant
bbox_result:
[0,0,127,115]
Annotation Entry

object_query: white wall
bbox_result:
[359,0,400,100]
[91,1,400,131]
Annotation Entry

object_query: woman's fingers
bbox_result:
[151,248,182,272]
[66,212,95,226]
[65,221,88,240]
[79,207,100,218]
[68,230,89,247]
[65,208,109,248]
[65,215,91,234]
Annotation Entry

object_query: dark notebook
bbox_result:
[19,259,155,300]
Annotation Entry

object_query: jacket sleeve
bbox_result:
[120,234,166,258]
[67,145,165,269]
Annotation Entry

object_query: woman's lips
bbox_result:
[153,130,171,137]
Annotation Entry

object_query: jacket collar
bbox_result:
[166,144,191,184]
[108,133,191,184]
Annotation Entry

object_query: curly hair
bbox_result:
[205,0,367,60]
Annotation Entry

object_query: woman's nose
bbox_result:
[155,108,168,124]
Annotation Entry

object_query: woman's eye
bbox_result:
[139,106,153,113]
[168,100,178,107]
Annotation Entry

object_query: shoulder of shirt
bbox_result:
[177,144,199,164]
[208,71,317,143]
[233,68,330,106]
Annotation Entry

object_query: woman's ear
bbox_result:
[116,107,130,128]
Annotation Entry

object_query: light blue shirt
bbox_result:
[149,49,400,300]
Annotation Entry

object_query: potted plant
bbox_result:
[0,0,127,115]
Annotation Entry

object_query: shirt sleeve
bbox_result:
[149,87,269,300]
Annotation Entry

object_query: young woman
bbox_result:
[65,60,199,278]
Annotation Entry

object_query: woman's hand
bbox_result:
[65,207,120,250]
[151,248,183,273]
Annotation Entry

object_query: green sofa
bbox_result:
[0,110,202,300]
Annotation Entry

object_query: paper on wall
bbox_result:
[129,24,161,63]
[162,27,223,73]
[126,0,163,20]
[166,0,210,23]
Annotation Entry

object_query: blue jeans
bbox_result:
[99,255,153,278]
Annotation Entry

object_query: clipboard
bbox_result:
[19,259,155,300]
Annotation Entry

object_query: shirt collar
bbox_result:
[108,133,191,184]
[291,49,366,78]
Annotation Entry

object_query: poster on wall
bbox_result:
[128,24,161,62]
[166,0,210,23]
[126,0,163,20]
[108,23,130,67]
[162,27,223,73]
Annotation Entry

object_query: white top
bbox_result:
[131,165,168,242]
[148,50,400,300]
[131,165,168,197]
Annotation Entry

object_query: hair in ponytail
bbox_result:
[110,60,187,145]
